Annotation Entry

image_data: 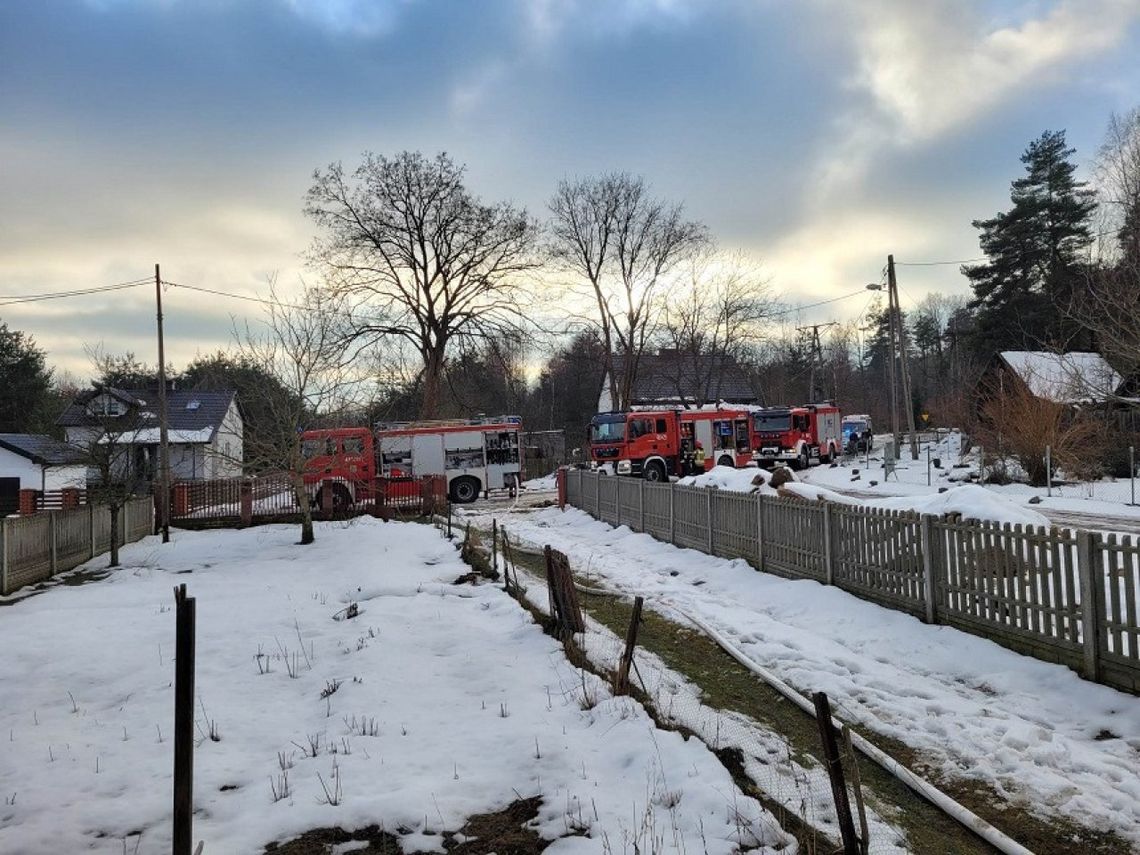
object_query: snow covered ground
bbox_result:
[805,433,1140,526]
[0,520,788,854]
[483,506,1140,847]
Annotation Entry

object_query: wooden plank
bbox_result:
[1123,535,1138,661]
[1107,534,1123,656]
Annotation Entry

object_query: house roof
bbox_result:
[998,351,1122,404]
[0,433,86,466]
[612,351,757,405]
[57,387,238,442]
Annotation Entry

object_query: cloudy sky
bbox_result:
[2,0,1139,380]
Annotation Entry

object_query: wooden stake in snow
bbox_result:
[173,584,196,855]
[812,691,859,855]
[614,596,644,696]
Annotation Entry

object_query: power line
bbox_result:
[894,257,986,267]
[767,288,870,319]
[162,280,315,313]
[0,277,151,307]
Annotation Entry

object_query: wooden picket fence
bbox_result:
[565,469,1140,695]
[0,497,154,595]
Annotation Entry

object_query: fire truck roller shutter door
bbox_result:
[412,434,446,477]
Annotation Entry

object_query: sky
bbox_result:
[2,0,1139,382]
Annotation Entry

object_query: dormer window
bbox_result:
[186,400,201,411]
[87,394,126,417]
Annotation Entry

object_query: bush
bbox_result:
[978,380,1107,486]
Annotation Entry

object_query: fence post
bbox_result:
[668,485,676,544]
[1076,530,1103,683]
[616,480,622,527]
[638,479,645,532]
[822,503,834,586]
[706,489,714,554]
[49,511,58,576]
[1,519,8,596]
[756,493,765,572]
[919,514,938,624]
[89,501,96,559]
[812,692,860,855]
[172,583,197,855]
[594,473,601,517]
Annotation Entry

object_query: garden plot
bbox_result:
[479,505,1140,848]
[0,519,788,854]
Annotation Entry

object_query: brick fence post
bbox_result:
[61,487,80,511]
[1077,530,1103,683]
[19,489,38,516]
[556,467,567,510]
[172,483,190,519]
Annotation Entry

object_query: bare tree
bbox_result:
[549,173,706,410]
[305,151,540,419]
[660,251,776,406]
[1073,110,1140,392]
[234,281,360,545]
[63,372,154,568]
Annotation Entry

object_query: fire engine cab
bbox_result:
[751,403,841,470]
[587,410,683,480]
[301,416,523,505]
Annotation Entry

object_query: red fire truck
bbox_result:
[750,403,842,470]
[586,408,754,479]
[301,416,523,505]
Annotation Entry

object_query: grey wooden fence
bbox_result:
[0,498,154,595]
[565,469,1140,695]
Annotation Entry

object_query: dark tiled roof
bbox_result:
[612,352,757,404]
[57,387,237,436]
[0,433,86,465]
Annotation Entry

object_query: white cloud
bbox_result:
[521,0,695,46]
[839,0,1140,142]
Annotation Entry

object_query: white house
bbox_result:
[57,386,243,482]
[0,434,87,515]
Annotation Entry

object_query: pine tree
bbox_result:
[964,130,1096,357]
[0,321,53,432]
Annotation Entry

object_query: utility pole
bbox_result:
[797,322,838,403]
[884,277,901,458]
[887,255,919,460]
[155,264,171,543]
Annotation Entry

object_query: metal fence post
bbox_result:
[1046,445,1052,498]
[1131,445,1136,507]
[1076,530,1102,682]
[822,504,835,586]
[756,493,765,572]
[706,489,714,554]
[49,511,58,576]
[919,514,938,624]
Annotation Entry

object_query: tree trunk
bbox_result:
[420,347,446,419]
[109,504,121,567]
[292,474,315,545]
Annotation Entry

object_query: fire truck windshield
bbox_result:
[753,413,791,432]
[589,419,625,443]
[302,438,334,458]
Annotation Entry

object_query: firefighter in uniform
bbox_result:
[694,441,706,473]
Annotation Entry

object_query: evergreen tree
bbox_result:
[964,130,1096,357]
[0,321,53,432]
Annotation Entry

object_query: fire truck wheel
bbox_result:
[643,461,666,482]
[449,476,480,504]
[796,448,810,471]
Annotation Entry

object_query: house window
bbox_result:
[87,395,125,417]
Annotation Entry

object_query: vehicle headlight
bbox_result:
[617,459,632,474]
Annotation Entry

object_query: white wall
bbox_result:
[208,400,243,477]
[0,447,45,490]
[43,466,87,490]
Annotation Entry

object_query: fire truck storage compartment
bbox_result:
[484,429,520,489]
[441,430,485,475]
[379,435,413,475]
[411,433,447,477]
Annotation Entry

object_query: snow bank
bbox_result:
[780,483,1051,527]
[0,520,783,854]
[677,464,789,494]
[494,506,1140,846]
